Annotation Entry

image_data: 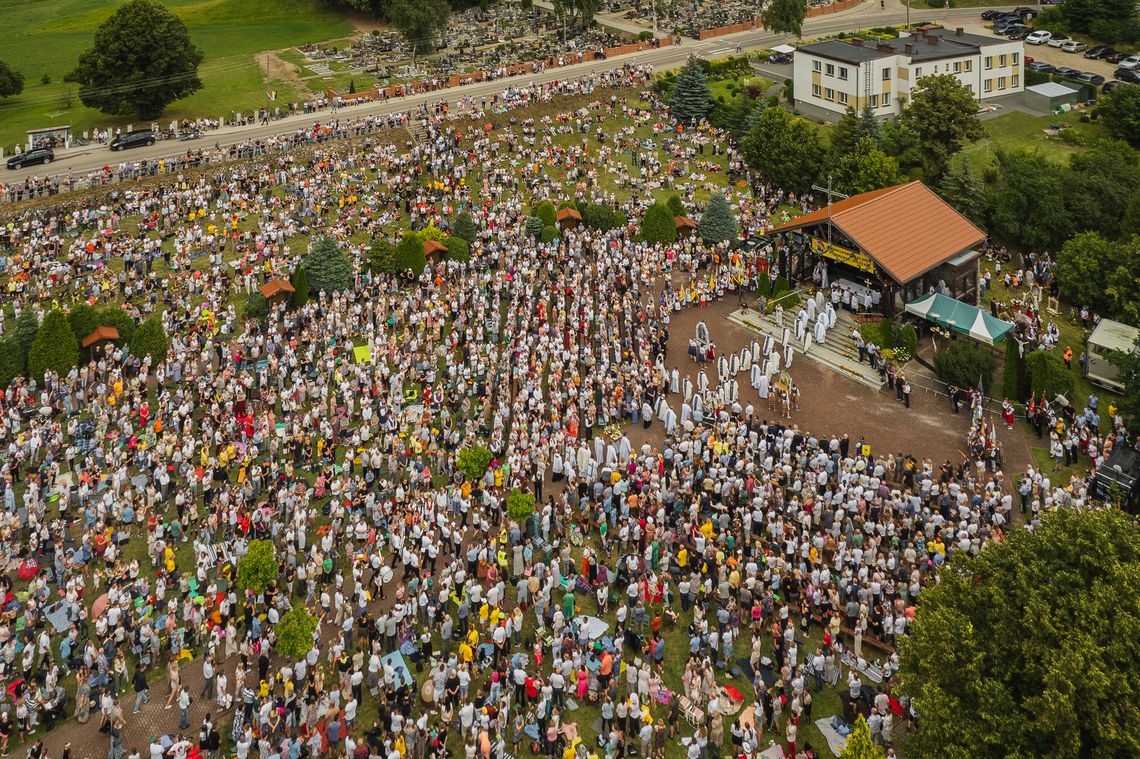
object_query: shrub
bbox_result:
[68,304,100,344]
[129,315,169,364]
[275,607,317,660]
[932,341,996,390]
[367,237,398,274]
[444,236,470,262]
[532,201,556,227]
[507,489,536,521]
[524,216,545,239]
[303,236,353,292]
[583,204,618,230]
[28,309,79,382]
[697,193,737,244]
[237,539,278,595]
[291,267,309,309]
[97,306,137,343]
[395,233,427,276]
[457,445,493,482]
[666,194,686,218]
[642,202,677,245]
[1002,338,1024,400]
[451,211,476,243]
[0,340,22,388]
[540,225,558,243]
[1026,349,1075,399]
[245,292,267,321]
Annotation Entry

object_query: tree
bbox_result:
[290,267,309,309]
[532,201,557,227]
[1065,139,1140,238]
[27,309,79,382]
[67,0,203,118]
[762,0,807,38]
[451,211,476,243]
[1121,188,1140,238]
[97,306,136,343]
[0,60,24,98]
[937,160,987,226]
[834,137,902,195]
[444,236,470,262]
[367,237,398,275]
[1025,349,1075,398]
[642,203,677,245]
[1096,84,1140,147]
[395,233,427,276]
[129,315,168,364]
[237,539,279,595]
[1107,336,1140,431]
[67,304,100,345]
[244,292,268,321]
[666,194,686,218]
[932,341,996,390]
[1103,235,1140,324]
[987,150,1071,251]
[507,489,536,521]
[303,236,353,292]
[880,120,924,177]
[827,106,875,163]
[1054,231,1122,308]
[839,715,883,759]
[899,509,1140,758]
[741,106,824,193]
[697,194,737,244]
[13,311,40,368]
[389,0,450,57]
[275,607,318,660]
[670,58,713,125]
[457,445,493,482]
[900,74,984,179]
[582,204,618,230]
[524,216,545,239]
[0,340,24,388]
[1002,337,1025,401]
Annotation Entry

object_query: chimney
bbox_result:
[852,38,864,46]
[928,35,938,45]
[956,27,964,36]
[905,43,915,54]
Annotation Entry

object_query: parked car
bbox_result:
[1084,45,1115,59]
[1119,55,1140,69]
[1008,27,1033,40]
[1011,6,1039,19]
[109,129,155,151]
[1061,40,1089,53]
[1026,30,1052,44]
[1115,67,1140,83]
[1054,66,1081,77]
[1103,80,1131,93]
[995,21,1026,35]
[1105,50,1130,63]
[981,9,1005,19]
[1075,71,1106,85]
[1028,61,1057,73]
[6,147,54,170]
[1047,34,1071,47]
[769,52,792,64]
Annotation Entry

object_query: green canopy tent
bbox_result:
[904,292,1014,345]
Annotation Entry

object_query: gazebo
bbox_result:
[81,326,120,351]
[423,239,449,257]
[556,207,582,229]
[259,278,295,306]
[675,216,698,239]
[904,292,1014,345]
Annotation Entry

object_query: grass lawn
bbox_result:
[0,0,353,151]
[957,109,1109,168]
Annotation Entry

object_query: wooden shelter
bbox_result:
[423,239,449,257]
[675,216,698,239]
[556,207,583,229]
[259,278,296,306]
[81,326,120,350]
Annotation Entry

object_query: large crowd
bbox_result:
[0,60,1115,759]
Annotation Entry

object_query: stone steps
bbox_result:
[727,307,885,390]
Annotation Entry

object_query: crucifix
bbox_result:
[811,174,848,246]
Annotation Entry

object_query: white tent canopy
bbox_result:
[771,44,796,54]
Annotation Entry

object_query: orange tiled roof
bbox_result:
[81,326,119,348]
[423,239,449,255]
[259,278,296,298]
[772,181,985,283]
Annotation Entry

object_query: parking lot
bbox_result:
[961,19,1131,79]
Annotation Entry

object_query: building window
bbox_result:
[882,67,891,80]
[985,56,993,70]
[826,63,835,76]
[984,78,993,93]
[824,87,834,100]
[812,84,821,97]
[953,61,962,73]
[998,76,1007,90]
[1013,52,1019,64]
[813,60,822,72]
[915,66,923,78]
[999,54,1007,67]
[839,92,848,104]
[869,94,878,107]
[1012,73,1020,87]
[839,66,848,80]
[965,60,973,72]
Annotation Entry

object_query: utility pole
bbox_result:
[811,174,848,246]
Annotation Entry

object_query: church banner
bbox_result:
[809,237,876,275]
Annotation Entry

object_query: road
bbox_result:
[3,3,1013,185]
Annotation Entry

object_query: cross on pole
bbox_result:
[811,174,848,245]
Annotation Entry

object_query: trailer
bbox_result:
[1085,318,1138,392]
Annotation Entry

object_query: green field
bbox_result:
[0,0,354,152]
[958,108,1110,165]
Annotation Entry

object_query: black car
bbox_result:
[1008,27,1032,40]
[109,130,155,151]
[1085,45,1115,59]
[1115,67,1140,83]
[1028,61,1057,73]
[1104,80,1132,93]
[6,147,54,170]
[1075,71,1106,85]
[1055,66,1081,78]
[1105,50,1130,63]
[769,52,792,64]
[981,9,1004,19]
[1011,6,1039,19]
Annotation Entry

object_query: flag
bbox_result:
[267,89,277,101]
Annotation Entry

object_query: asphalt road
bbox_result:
[2,5,1009,185]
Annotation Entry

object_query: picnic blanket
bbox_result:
[760,744,786,759]
[814,718,849,757]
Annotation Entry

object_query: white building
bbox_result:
[793,26,1024,119]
